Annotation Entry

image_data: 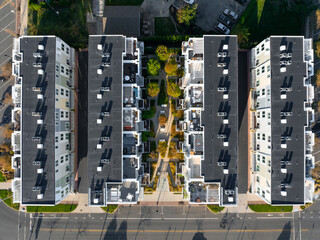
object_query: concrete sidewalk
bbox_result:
[0,181,11,190]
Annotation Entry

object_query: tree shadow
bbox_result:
[192,232,207,240]
[35,214,42,239]
[277,221,291,240]
[103,216,127,240]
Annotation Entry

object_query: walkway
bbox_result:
[0,181,11,189]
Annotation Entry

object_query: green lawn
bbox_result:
[233,0,313,47]
[27,204,77,213]
[0,190,20,210]
[28,0,89,48]
[0,172,6,182]
[158,79,169,106]
[101,204,118,213]
[142,100,156,120]
[105,0,144,5]
[207,205,225,213]
[249,204,293,213]
[155,17,176,36]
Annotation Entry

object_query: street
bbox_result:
[1,200,320,240]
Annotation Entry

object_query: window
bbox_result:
[257,176,260,183]
[262,190,265,198]
[268,160,271,167]
[61,43,65,51]
[56,98,58,102]
[66,69,69,76]
[262,111,265,118]
[256,90,260,97]
[61,88,64,96]
[262,134,265,141]
[66,59,70,65]
[66,90,69,97]
[55,121,59,126]
[267,89,270,95]
[262,66,265,73]
[268,121,271,125]
[256,48,260,55]
[61,111,64,118]
[66,101,69,108]
[257,112,260,118]
[55,136,58,143]
[65,133,69,140]
[256,101,260,108]
[261,44,265,51]
[257,69,260,76]
[65,122,69,130]
[257,154,260,162]
[61,190,64,198]
[65,112,69,119]
[262,89,265,95]
[66,47,69,54]
[61,66,64,73]
[268,169,271,173]
[268,136,271,142]
[65,154,69,161]
[56,89,59,96]
[55,112,59,120]
[257,133,260,140]
[55,160,58,167]
[56,169,59,173]
[60,156,64,163]
[257,165,260,172]
[66,165,69,172]
[268,145,271,149]
[66,187,69,194]
[60,134,64,141]
[257,187,260,194]
[257,144,260,150]
[66,144,69,151]
[66,176,69,183]
[268,113,271,119]
[262,156,266,163]
[267,65,270,72]
[256,80,260,87]
[55,145,58,149]
[56,65,59,72]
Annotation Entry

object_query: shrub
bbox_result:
[159,115,167,125]
[177,4,198,26]
[146,82,160,97]
[165,59,178,76]
[316,9,320,30]
[315,40,320,58]
[147,59,161,76]
[316,69,320,88]
[156,45,170,62]
[167,79,181,98]
[158,141,167,158]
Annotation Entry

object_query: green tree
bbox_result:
[29,3,41,11]
[155,45,170,62]
[176,4,198,26]
[147,59,161,76]
[231,23,250,48]
[146,82,160,97]
[317,69,320,88]
[315,40,320,59]
[167,79,181,98]
[165,59,178,76]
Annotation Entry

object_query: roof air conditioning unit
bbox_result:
[97,94,102,99]
[37,168,43,174]
[37,194,44,199]
[223,169,229,174]
[223,44,228,50]
[281,143,287,149]
[38,45,44,50]
[281,168,287,173]
[38,69,44,75]
[97,44,103,50]
[37,94,43,100]
[37,144,43,149]
[281,190,287,196]
[223,69,228,75]
[32,87,42,92]
[280,45,286,51]
[97,166,102,172]
[223,141,229,147]
[228,197,234,202]
[280,67,286,73]
[97,69,102,75]
[37,119,43,125]
[217,87,227,92]
[97,144,102,149]
[281,118,287,124]
[93,198,99,204]
[223,94,229,99]
[223,119,229,124]
[97,119,102,124]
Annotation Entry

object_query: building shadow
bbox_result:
[192,232,207,240]
[277,221,291,240]
[103,216,127,240]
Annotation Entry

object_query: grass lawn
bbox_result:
[155,17,176,36]
[28,0,89,48]
[207,205,225,213]
[142,100,156,120]
[0,190,20,210]
[27,204,77,213]
[249,204,293,213]
[0,172,6,182]
[233,0,312,47]
[101,204,118,213]
[105,0,144,5]
[158,79,169,106]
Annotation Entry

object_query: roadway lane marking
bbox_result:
[30,216,70,219]
[39,228,309,233]
[163,218,218,220]
[257,217,293,219]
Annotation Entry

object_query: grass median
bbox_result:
[27,204,77,213]
[248,204,292,213]
[101,204,118,214]
[0,190,20,210]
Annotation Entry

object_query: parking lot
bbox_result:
[174,0,247,32]
[0,0,16,68]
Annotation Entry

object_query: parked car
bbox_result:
[218,13,232,27]
[224,9,238,20]
[216,23,230,35]
[183,0,195,4]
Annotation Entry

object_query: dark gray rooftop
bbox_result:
[88,35,125,205]
[20,36,56,205]
[103,6,140,37]
[270,36,307,205]
[201,35,238,205]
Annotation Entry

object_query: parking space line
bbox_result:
[0,9,14,23]
[0,34,12,46]
[0,0,12,9]
[0,43,13,61]
[0,19,15,33]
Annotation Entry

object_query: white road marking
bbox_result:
[257,217,293,219]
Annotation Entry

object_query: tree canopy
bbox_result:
[176,4,198,26]
[159,115,167,125]
[146,82,160,97]
[147,59,161,76]
[167,79,181,98]
[231,23,250,48]
[165,59,178,76]
[155,45,170,62]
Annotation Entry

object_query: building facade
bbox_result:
[88,35,145,206]
[250,36,315,205]
[11,36,76,205]
[180,35,239,206]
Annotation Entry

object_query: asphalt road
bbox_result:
[2,200,320,240]
[0,0,16,67]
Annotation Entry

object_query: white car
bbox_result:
[224,9,238,20]
[183,0,195,4]
[217,23,230,35]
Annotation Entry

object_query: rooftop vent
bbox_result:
[32,137,42,141]
[37,94,43,100]
[217,112,227,117]
[37,194,43,199]
[223,119,229,124]
[97,166,102,172]
[281,112,293,117]
[37,119,43,125]
[223,94,229,99]
[217,52,227,58]
[217,62,226,68]
[32,186,42,191]
[37,144,43,149]
[101,111,110,117]
[97,119,102,124]
[223,141,229,147]
[93,198,99,204]
[97,69,102,75]
[97,44,103,50]
[280,45,286,51]
[223,169,229,174]
[32,112,42,117]
[280,87,292,92]
[102,52,110,58]
[97,94,102,99]
[32,87,42,92]
[223,44,228,50]
[101,87,110,92]
[100,137,110,141]
[102,62,110,67]
[223,69,229,75]
[280,67,286,73]
[101,159,110,164]
[217,87,227,92]
[217,134,227,139]
[38,45,44,50]
[33,63,42,68]
[33,53,42,58]
[37,168,43,174]
[97,144,102,149]
[32,161,41,166]
[217,162,227,167]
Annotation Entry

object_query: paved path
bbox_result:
[0,180,11,189]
